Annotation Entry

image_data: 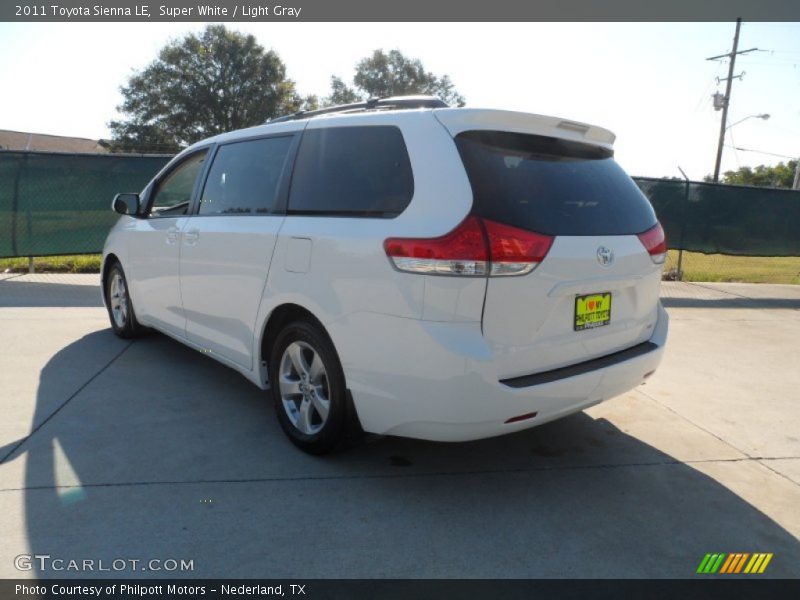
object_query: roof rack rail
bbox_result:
[268,95,449,124]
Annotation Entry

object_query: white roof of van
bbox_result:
[184,106,616,154]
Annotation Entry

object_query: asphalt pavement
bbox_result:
[1,274,798,578]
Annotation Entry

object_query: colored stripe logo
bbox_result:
[696,553,773,574]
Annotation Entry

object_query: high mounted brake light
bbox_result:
[384,216,553,277]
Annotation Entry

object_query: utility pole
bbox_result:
[707,19,760,183]
[793,160,800,190]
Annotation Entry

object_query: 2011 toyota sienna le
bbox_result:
[103,96,668,454]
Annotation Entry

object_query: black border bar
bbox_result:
[3,1,800,22]
[3,579,800,600]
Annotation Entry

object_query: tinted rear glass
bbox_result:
[455,130,657,235]
[289,126,414,217]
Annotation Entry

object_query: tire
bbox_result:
[268,319,358,454]
[104,262,145,339]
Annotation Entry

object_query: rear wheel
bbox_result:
[269,319,356,454]
[105,262,144,339]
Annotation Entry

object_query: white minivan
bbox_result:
[103,97,668,454]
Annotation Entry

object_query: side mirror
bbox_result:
[112,193,141,216]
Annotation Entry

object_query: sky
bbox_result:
[0,21,798,179]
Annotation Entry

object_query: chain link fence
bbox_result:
[1,151,799,282]
[635,177,800,284]
[0,151,170,258]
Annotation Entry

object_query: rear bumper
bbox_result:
[500,340,659,388]
[330,302,668,442]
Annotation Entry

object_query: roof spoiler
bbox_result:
[434,109,616,148]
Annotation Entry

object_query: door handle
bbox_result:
[184,229,200,245]
[166,227,180,244]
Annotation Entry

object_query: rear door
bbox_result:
[179,133,298,369]
[453,129,664,380]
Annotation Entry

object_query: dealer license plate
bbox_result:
[574,292,612,331]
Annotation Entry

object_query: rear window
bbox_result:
[288,126,414,217]
[455,130,657,235]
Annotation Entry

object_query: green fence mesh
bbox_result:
[0,151,170,258]
[635,176,800,257]
[1,151,799,259]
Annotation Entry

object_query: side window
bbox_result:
[288,126,414,217]
[149,151,207,217]
[199,136,293,216]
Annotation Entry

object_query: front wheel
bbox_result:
[105,262,145,339]
[269,320,356,454]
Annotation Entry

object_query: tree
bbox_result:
[324,49,465,107]
[109,25,308,153]
[327,76,361,105]
[711,160,798,188]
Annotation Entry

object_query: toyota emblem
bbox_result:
[597,246,613,266]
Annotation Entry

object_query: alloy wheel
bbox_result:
[278,341,331,435]
[109,271,128,329]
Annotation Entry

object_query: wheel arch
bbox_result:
[259,303,333,370]
[258,301,364,442]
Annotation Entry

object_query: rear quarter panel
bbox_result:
[253,111,478,383]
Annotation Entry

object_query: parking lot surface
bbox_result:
[1,274,799,578]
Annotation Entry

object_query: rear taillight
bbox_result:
[384,216,553,277]
[637,222,667,264]
[483,219,554,276]
[384,216,488,276]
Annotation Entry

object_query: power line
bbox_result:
[731,146,796,160]
[727,127,742,169]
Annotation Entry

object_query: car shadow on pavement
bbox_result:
[8,329,800,578]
